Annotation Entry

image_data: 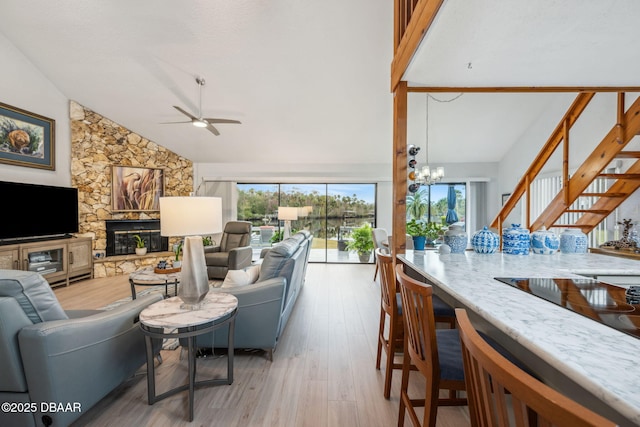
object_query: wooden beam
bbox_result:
[391,0,445,91]
[392,81,408,257]
[580,192,626,197]
[615,151,640,158]
[563,118,570,206]
[617,93,626,144]
[565,209,610,215]
[407,86,640,93]
[598,173,640,179]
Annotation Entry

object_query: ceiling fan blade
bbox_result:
[160,120,192,124]
[173,105,198,121]
[206,123,220,136]
[203,118,242,124]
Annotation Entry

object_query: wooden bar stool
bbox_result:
[455,308,615,427]
[395,265,467,427]
[375,248,404,399]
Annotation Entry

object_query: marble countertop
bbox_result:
[398,250,640,426]
[139,292,238,329]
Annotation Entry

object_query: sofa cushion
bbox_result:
[259,238,300,282]
[221,265,260,288]
[0,270,68,323]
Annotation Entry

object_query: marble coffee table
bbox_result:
[139,292,238,422]
[129,266,180,300]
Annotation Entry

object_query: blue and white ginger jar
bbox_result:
[559,229,588,254]
[502,224,530,255]
[530,227,560,255]
[444,225,467,254]
[471,226,500,254]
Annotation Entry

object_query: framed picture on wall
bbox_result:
[112,166,164,211]
[0,101,55,170]
[502,193,511,206]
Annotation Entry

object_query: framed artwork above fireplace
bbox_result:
[112,165,164,212]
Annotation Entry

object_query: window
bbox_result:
[407,183,466,229]
[237,183,377,263]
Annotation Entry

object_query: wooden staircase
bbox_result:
[491,92,640,237]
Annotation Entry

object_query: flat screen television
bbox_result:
[0,181,79,241]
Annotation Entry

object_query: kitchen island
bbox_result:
[397,250,640,427]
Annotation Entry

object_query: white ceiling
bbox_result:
[0,0,638,166]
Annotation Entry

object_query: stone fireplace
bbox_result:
[70,101,193,278]
[105,219,168,256]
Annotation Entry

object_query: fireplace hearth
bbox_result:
[105,219,168,256]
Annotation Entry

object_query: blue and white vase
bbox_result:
[471,226,500,254]
[444,225,467,254]
[559,229,588,254]
[530,227,560,255]
[502,224,530,255]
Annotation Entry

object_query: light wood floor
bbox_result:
[55,263,470,427]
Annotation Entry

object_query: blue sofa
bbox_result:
[193,230,312,359]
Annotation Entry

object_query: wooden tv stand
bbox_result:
[0,236,93,287]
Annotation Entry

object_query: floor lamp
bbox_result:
[160,196,222,310]
[278,207,298,240]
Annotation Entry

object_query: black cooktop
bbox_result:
[494,277,640,339]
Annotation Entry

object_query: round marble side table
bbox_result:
[139,292,238,422]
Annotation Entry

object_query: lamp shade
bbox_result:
[278,206,298,221]
[160,196,222,237]
[297,206,312,218]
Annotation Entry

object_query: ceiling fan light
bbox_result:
[193,119,208,128]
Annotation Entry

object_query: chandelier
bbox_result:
[408,94,444,191]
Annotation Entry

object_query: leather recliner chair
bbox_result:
[204,220,253,279]
[0,270,162,427]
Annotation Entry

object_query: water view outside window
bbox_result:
[237,183,376,263]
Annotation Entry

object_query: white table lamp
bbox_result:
[277,207,298,240]
[160,196,222,309]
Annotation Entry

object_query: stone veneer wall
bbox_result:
[70,101,193,278]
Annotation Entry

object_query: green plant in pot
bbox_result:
[425,221,447,244]
[173,241,183,268]
[132,234,147,255]
[407,220,446,250]
[346,223,374,263]
[406,219,429,250]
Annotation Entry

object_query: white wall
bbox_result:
[0,33,71,186]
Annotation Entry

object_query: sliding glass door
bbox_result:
[236,183,377,263]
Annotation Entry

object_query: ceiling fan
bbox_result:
[163,77,241,136]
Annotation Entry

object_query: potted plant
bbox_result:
[270,229,284,244]
[407,220,447,250]
[425,221,447,245]
[132,234,147,255]
[406,219,429,250]
[173,241,183,268]
[202,236,215,248]
[346,223,375,263]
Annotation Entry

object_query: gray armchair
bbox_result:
[0,270,162,427]
[204,220,253,279]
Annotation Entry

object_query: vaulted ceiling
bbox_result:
[1,1,638,166]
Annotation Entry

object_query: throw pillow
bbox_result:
[246,264,261,284]
[221,265,261,288]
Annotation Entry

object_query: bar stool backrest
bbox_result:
[455,308,616,427]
